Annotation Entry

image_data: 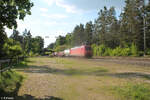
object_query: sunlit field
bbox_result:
[13,57,150,100]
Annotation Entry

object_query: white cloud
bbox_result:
[41,13,68,19]
[40,8,48,12]
[43,0,55,6]
[5,28,12,37]
[45,21,68,26]
[55,0,80,13]
[43,0,83,13]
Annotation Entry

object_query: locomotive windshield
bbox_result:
[85,46,91,51]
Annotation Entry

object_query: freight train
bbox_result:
[54,45,92,57]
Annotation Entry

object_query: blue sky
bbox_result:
[6,0,125,47]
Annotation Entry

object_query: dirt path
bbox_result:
[15,57,150,100]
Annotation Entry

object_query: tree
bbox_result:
[55,35,66,46]
[2,39,23,58]
[0,30,7,58]
[94,6,119,48]
[145,1,150,51]
[0,0,33,58]
[72,24,85,46]
[10,29,24,45]
[65,33,73,46]
[31,36,44,54]
[23,29,32,54]
[84,21,93,45]
[0,0,33,29]
[120,0,144,50]
[47,43,55,50]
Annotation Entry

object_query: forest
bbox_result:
[47,0,150,57]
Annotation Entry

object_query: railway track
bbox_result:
[90,57,150,67]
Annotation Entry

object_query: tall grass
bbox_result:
[112,83,150,100]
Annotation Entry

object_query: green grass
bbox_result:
[55,58,75,65]
[111,83,150,100]
[0,70,23,96]
[53,58,109,76]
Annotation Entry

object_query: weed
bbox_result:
[111,83,150,100]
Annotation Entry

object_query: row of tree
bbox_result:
[1,29,44,59]
[47,0,150,55]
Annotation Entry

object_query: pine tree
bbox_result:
[120,0,144,50]
[84,21,93,45]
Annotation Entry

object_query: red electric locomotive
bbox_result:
[70,45,92,57]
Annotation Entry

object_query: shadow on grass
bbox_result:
[0,70,62,100]
[14,58,150,80]
[15,64,150,80]
[16,95,63,100]
[111,72,150,80]
[16,64,108,76]
[0,79,62,100]
[13,58,33,69]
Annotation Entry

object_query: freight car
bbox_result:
[57,51,65,57]
[64,49,70,56]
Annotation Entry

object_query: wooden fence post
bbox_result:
[0,62,2,76]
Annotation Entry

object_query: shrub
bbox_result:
[3,39,23,58]
[131,43,139,56]
[91,44,98,56]
[121,48,131,56]
[91,43,140,57]
[146,48,150,55]
[98,44,106,56]
[0,70,23,96]
[112,47,123,56]
[103,48,113,56]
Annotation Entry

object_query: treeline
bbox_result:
[1,29,44,59]
[47,0,150,56]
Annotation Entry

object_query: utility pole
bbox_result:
[143,16,146,56]
[143,0,147,56]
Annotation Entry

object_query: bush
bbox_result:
[131,43,139,56]
[91,44,107,56]
[98,44,106,56]
[146,48,150,55]
[91,43,140,57]
[103,48,113,56]
[91,44,97,56]
[111,47,131,56]
[0,70,23,96]
[3,39,23,58]
[112,47,123,56]
[121,48,131,56]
